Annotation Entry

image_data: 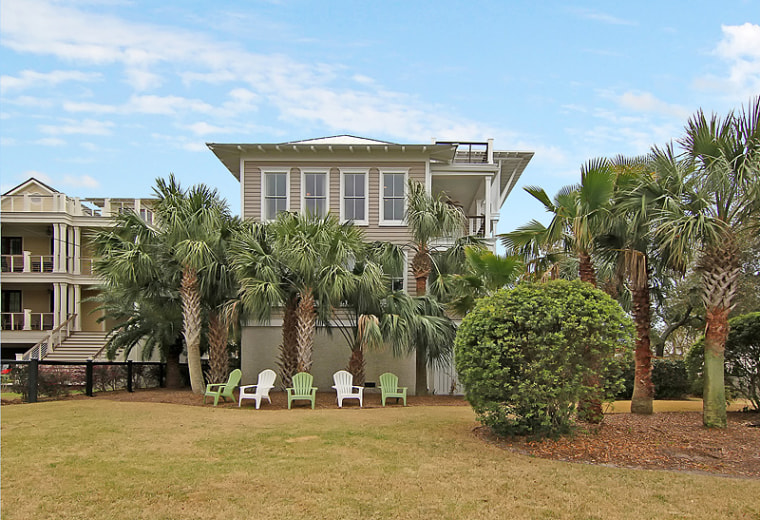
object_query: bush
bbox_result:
[686,312,760,411]
[9,364,84,399]
[455,280,634,438]
[651,359,689,399]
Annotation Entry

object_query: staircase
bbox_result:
[43,332,112,361]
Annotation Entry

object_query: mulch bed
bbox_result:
[4,389,758,479]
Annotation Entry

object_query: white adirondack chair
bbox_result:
[238,369,277,409]
[332,370,363,408]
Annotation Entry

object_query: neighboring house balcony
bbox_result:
[1,193,155,223]
[1,310,54,332]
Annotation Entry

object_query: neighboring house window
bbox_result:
[380,170,407,225]
[263,171,289,220]
[340,170,368,225]
[1,237,22,273]
[302,170,328,217]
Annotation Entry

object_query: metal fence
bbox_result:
[0,359,171,403]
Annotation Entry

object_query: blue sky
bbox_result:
[2,0,759,236]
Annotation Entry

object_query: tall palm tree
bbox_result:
[152,175,236,394]
[91,211,185,388]
[406,180,466,395]
[652,98,760,428]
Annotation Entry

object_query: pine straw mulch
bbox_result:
[4,389,759,479]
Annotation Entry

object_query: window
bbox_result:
[380,171,407,224]
[1,237,22,273]
[302,170,328,217]
[386,251,407,293]
[340,170,368,225]
[263,171,289,220]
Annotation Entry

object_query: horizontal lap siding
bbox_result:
[242,160,425,295]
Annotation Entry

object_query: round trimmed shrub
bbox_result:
[455,280,634,438]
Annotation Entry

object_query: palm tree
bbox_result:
[232,212,367,383]
[651,97,760,428]
[91,211,185,388]
[406,180,466,395]
[152,175,237,394]
[430,244,522,317]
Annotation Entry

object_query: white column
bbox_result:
[23,251,31,273]
[52,224,61,272]
[487,138,494,164]
[74,284,82,331]
[74,227,82,275]
[103,199,112,217]
[23,309,32,330]
[52,283,61,328]
[484,177,492,238]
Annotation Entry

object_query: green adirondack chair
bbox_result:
[203,369,242,406]
[379,372,407,406]
[286,372,318,409]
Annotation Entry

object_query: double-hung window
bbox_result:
[263,170,289,221]
[380,170,407,225]
[302,170,328,217]
[340,169,368,225]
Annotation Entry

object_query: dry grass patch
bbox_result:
[2,401,759,520]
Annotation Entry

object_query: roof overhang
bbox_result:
[207,141,458,180]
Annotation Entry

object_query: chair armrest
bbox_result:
[239,384,258,392]
[205,383,225,392]
[352,386,364,391]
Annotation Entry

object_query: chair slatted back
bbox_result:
[379,372,398,392]
[291,372,313,395]
[333,370,353,389]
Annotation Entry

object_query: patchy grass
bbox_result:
[608,399,754,413]
[2,401,758,520]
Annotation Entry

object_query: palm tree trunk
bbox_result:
[295,287,316,373]
[577,251,602,422]
[703,305,729,428]
[347,346,365,385]
[180,265,205,394]
[412,249,430,396]
[277,296,299,388]
[205,311,229,384]
[630,283,654,414]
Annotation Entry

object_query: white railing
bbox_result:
[21,314,77,361]
[1,312,25,331]
[80,257,95,275]
[1,254,24,272]
[30,255,54,273]
[1,311,55,331]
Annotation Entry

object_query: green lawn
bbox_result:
[2,401,758,520]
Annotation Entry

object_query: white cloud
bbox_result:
[4,95,55,108]
[63,95,214,115]
[0,69,100,94]
[570,8,636,26]
[617,91,691,120]
[62,174,100,188]
[39,118,114,136]
[35,137,66,146]
[710,23,760,99]
[186,122,229,136]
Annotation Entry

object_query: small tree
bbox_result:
[455,280,633,438]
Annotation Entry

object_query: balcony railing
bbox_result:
[1,253,54,273]
[0,312,54,331]
[466,216,486,236]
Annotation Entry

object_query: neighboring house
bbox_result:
[209,135,533,394]
[0,178,155,361]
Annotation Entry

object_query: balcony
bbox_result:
[435,141,491,164]
[1,254,54,273]
[1,311,55,331]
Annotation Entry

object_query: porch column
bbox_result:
[23,309,32,330]
[484,177,492,237]
[73,226,81,275]
[52,283,61,328]
[52,224,61,272]
[74,284,82,331]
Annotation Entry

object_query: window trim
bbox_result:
[260,169,290,222]
[387,250,408,293]
[339,168,369,226]
[379,169,408,226]
[300,168,330,218]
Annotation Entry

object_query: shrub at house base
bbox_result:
[455,280,634,438]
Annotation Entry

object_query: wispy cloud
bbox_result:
[62,174,100,188]
[705,23,760,99]
[39,118,114,136]
[617,91,691,120]
[0,69,101,94]
[569,8,637,26]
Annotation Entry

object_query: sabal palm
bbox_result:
[501,158,617,286]
[652,98,760,428]
[153,175,236,394]
[233,212,366,380]
[91,211,185,388]
[405,180,465,395]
